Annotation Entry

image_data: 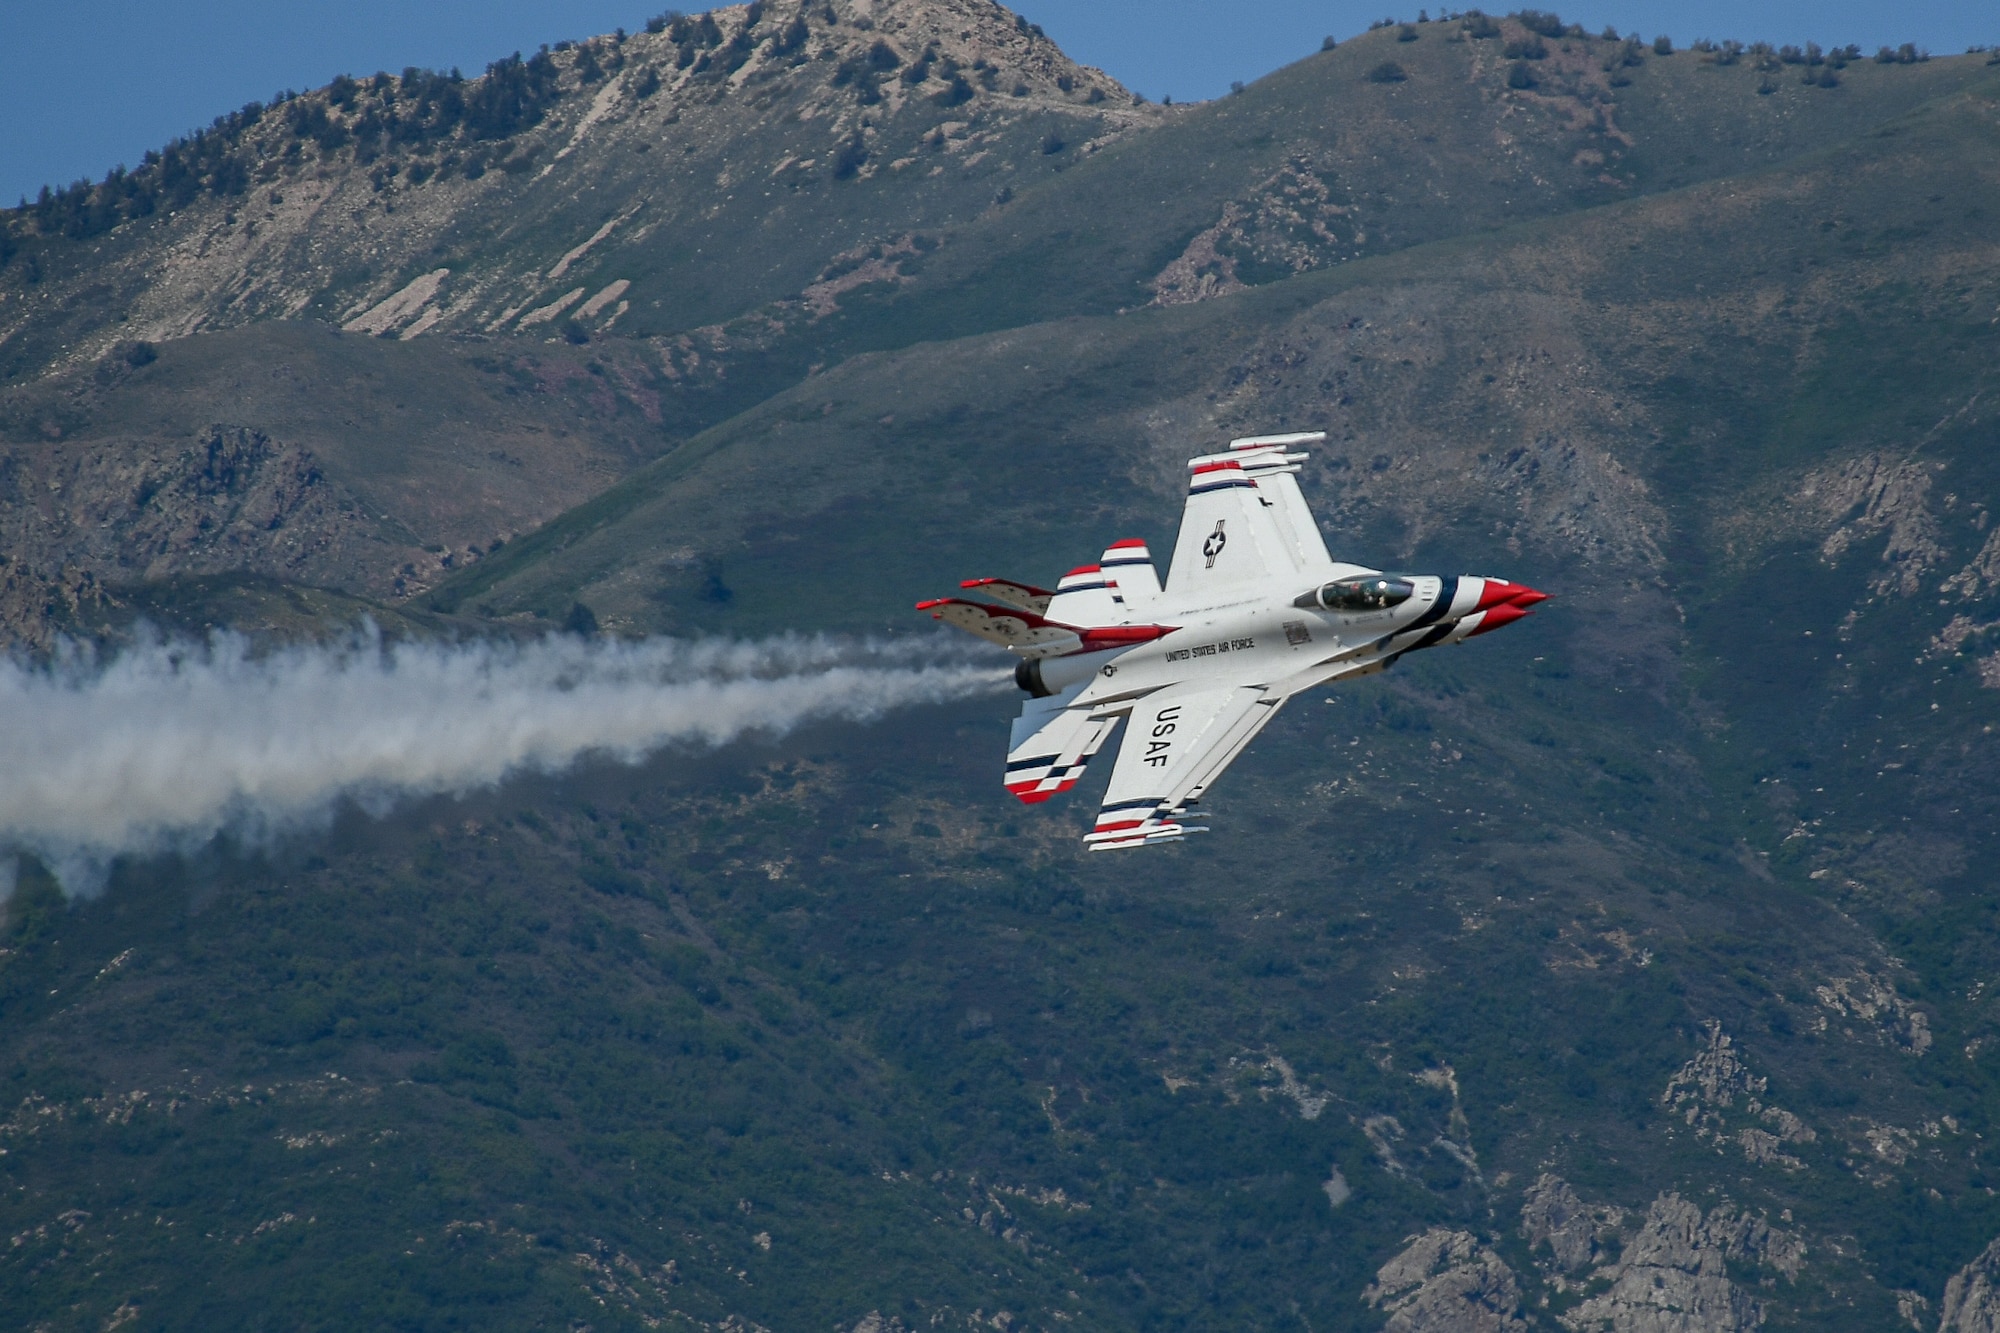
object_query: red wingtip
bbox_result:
[915,597,951,611]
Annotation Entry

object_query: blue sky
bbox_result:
[4,1,1994,205]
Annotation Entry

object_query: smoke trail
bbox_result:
[0,629,1008,897]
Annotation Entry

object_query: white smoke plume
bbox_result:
[0,629,1007,897]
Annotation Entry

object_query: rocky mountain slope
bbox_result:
[5,5,2000,1330]
[0,0,1151,385]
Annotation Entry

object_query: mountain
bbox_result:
[0,0,1151,382]
[6,6,2000,1330]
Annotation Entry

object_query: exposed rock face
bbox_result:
[1365,1229,1527,1331]
[1803,453,1950,597]
[1148,152,1359,306]
[1559,1194,1802,1333]
[0,425,399,645]
[1941,1237,2000,1331]
[0,558,108,651]
[1521,1173,1622,1273]
[1814,971,1934,1055]
[1660,1022,1815,1169]
[847,1314,909,1333]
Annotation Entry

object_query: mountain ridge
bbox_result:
[5,7,2000,1331]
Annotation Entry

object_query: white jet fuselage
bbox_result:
[919,432,1545,849]
[1064,565,1434,707]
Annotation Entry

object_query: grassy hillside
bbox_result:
[806,18,1998,342]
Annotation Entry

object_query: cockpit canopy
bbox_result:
[1295,575,1415,613]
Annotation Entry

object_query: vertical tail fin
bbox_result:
[1100,539,1161,605]
[1045,565,1124,627]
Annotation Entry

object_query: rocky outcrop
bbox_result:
[1149,153,1360,306]
[1660,1022,1815,1169]
[1559,1194,1803,1333]
[1814,971,1934,1055]
[0,425,398,645]
[1521,1173,1622,1274]
[1365,1229,1527,1331]
[0,557,110,650]
[1803,453,1950,597]
[1941,1236,2000,1331]
[0,420,406,640]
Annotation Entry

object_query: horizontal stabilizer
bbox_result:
[1006,690,1119,803]
[958,578,1053,614]
[917,595,1177,658]
[916,598,1082,657]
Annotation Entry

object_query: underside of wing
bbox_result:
[916,598,1081,657]
[1084,683,1284,850]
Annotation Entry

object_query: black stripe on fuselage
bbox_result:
[1406,575,1460,631]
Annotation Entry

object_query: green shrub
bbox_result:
[1515,10,1565,38]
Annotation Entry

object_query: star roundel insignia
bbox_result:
[1202,520,1228,567]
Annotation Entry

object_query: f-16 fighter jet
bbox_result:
[918,432,1547,850]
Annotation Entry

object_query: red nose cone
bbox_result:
[1467,601,1532,636]
[1473,579,1550,611]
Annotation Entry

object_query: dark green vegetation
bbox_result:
[6,3,2000,1328]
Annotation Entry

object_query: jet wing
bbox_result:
[1004,686,1120,803]
[1163,438,1328,596]
[1083,683,1286,850]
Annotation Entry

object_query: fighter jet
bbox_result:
[917,432,1547,850]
